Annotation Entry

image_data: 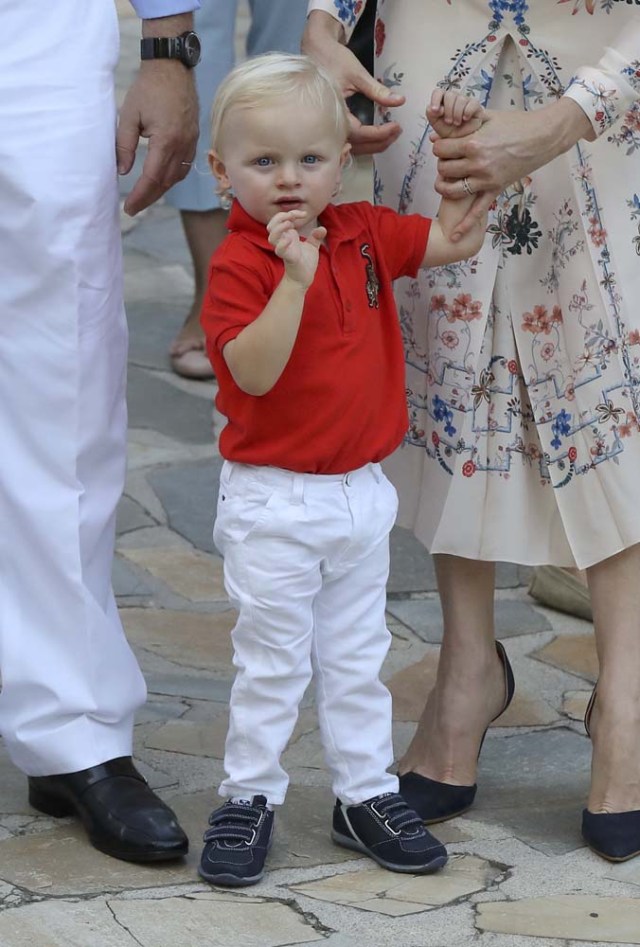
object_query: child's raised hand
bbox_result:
[427,90,484,140]
[267,210,327,289]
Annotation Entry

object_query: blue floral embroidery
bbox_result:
[488,0,529,28]
[432,395,457,437]
[551,409,572,449]
[332,0,358,26]
[622,61,640,94]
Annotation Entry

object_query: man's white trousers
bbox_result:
[215,461,401,805]
[0,0,146,775]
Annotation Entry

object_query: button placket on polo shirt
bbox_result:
[329,239,360,335]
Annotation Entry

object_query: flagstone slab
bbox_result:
[0,747,34,815]
[0,900,139,947]
[116,496,156,535]
[387,652,555,727]
[127,429,214,472]
[470,728,591,855]
[533,634,597,683]
[121,608,235,672]
[112,893,324,947]
[112,555,158,600]
[145,718,229,759]
[145,672,232,703]
[149,459,223,554]
[477,895,640,943]
[127,298,195,372]
[290,854,500,916]
[605,857,640,888]
[128,365,214,445]
[135,698,189,726]
[0,894,323,947]
[119,547,226,602]
[124,261,192,307]
[125,203,191,268]
[562,689,591,722]
[386,599,551,644]
[0,828,194,895]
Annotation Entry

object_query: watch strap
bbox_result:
[140,37,180,61]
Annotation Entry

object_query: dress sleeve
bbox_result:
[563,25,640,138]
[130,0,199,18]
[306,0,366,44]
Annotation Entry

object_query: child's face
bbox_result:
[210,97,350,237]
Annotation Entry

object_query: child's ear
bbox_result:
[209,150,230,188]
[340,142,352,167]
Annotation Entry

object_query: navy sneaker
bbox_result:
[199,795,274,886]
[332,792,448,873]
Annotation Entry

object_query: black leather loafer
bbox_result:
[28,756,188,862]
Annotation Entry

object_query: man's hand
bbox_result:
[302,11,404,155]
[117,60,198,216]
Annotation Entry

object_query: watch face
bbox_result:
[182,32,201,68]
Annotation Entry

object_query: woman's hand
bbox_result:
[302,11,405,155]
[429,97,595,236]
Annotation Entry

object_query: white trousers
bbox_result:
[0,0,146,775]
[215,461,400,805]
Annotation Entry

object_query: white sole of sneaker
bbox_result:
[197,867,264,887]
[331,828,448,873]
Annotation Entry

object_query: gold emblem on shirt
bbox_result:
[360,244,380,309]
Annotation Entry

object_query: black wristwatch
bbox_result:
[140,30,201,69]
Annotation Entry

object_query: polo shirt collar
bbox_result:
[226,200,367,249]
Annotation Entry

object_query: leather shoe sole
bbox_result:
[28,756,188,863]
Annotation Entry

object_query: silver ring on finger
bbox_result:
[461,176,474,196]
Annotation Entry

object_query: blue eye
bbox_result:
[302,155,319,165]
[255,156,272,167]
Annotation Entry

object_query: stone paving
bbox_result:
[2,8,639,947]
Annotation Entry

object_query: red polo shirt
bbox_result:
[201,200,430,474]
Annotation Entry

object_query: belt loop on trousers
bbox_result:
[291,474,304,505]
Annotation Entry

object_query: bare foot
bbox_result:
[169,307,214,379]
[170,308,206,357]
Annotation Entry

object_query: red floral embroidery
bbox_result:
[522,305,563,335]
[441,329,459,349]
[541,342,555,361]
[507,359,519,375]
[587,215,607,247]
[447,293,482,323]
[462,460,476,477]
[568,446,577,462]
[432,431,440,447]
[374,18,386,57]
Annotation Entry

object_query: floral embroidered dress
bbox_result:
[310,0,640,568]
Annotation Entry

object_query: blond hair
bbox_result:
[210,52,350,155]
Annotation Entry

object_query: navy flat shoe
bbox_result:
[399,640,515,824]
